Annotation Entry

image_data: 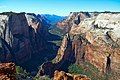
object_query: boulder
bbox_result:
[53,70,90,80]
[0,62,16,80]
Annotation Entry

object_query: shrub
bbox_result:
[16,66,32,79]
[68,64,84,74]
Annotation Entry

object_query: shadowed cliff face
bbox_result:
[0,13,49,64]
[0,12,59,74]
[0,37,13,62]
[8,13,33,64]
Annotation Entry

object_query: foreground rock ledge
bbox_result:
[53,70,91,80]
[0,62,16,80]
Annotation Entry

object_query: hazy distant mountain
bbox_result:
[40,14,66,26]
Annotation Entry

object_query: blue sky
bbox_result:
[0,0,120,16]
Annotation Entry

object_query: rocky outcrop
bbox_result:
[0,62,16,80]
[57,12,91,33]
[0,12,49,64]
[53,70,90,80]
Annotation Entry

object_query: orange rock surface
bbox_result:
[53,70,91,80]
[0,62,16,80]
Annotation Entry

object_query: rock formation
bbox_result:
[0,12,49,64]
[69,13,120,73]
[53,70,91,80]
[56,12,120,79]
[0,62,16,80]
[0,37,13,62]
[37,33,75,77]
[57,12,91,33]
[0,12,63,77]
[1,11,120,79]
[53,33,75,63]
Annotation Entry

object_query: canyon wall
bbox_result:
[0,12,49,64]
[37,12,120,79]
[57,12,120,76]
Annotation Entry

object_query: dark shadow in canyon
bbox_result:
[47,32,62,41]
[55,39,76,72]
[0,37,15,62]
[20,27,61,75]
[106,54,111,73]
[38,35,76,77]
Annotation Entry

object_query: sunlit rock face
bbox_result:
[57,12,120,76]
[53,70,91,80]
[0,12,49,64]
[0,14,14,62]
[53,33,75,63]
[0,15,11,45]
[57,12,91,34]
[70,13,120,72]
[0,62,16,80]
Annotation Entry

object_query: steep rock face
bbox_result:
[72,35,89,64]
[0,37,13,62]
[53,33,75,63]
[69,13,120,73]
[8,13,33,64]
[0,62,16,80]
[0,12,49,64]
[56,12,120,79]
[37,34,75,77]
[57,12,91,33]
[0,15,12,45]
[0,14,14,62]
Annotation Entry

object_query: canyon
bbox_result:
[0,12,61,74]
[0,12,120,80]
